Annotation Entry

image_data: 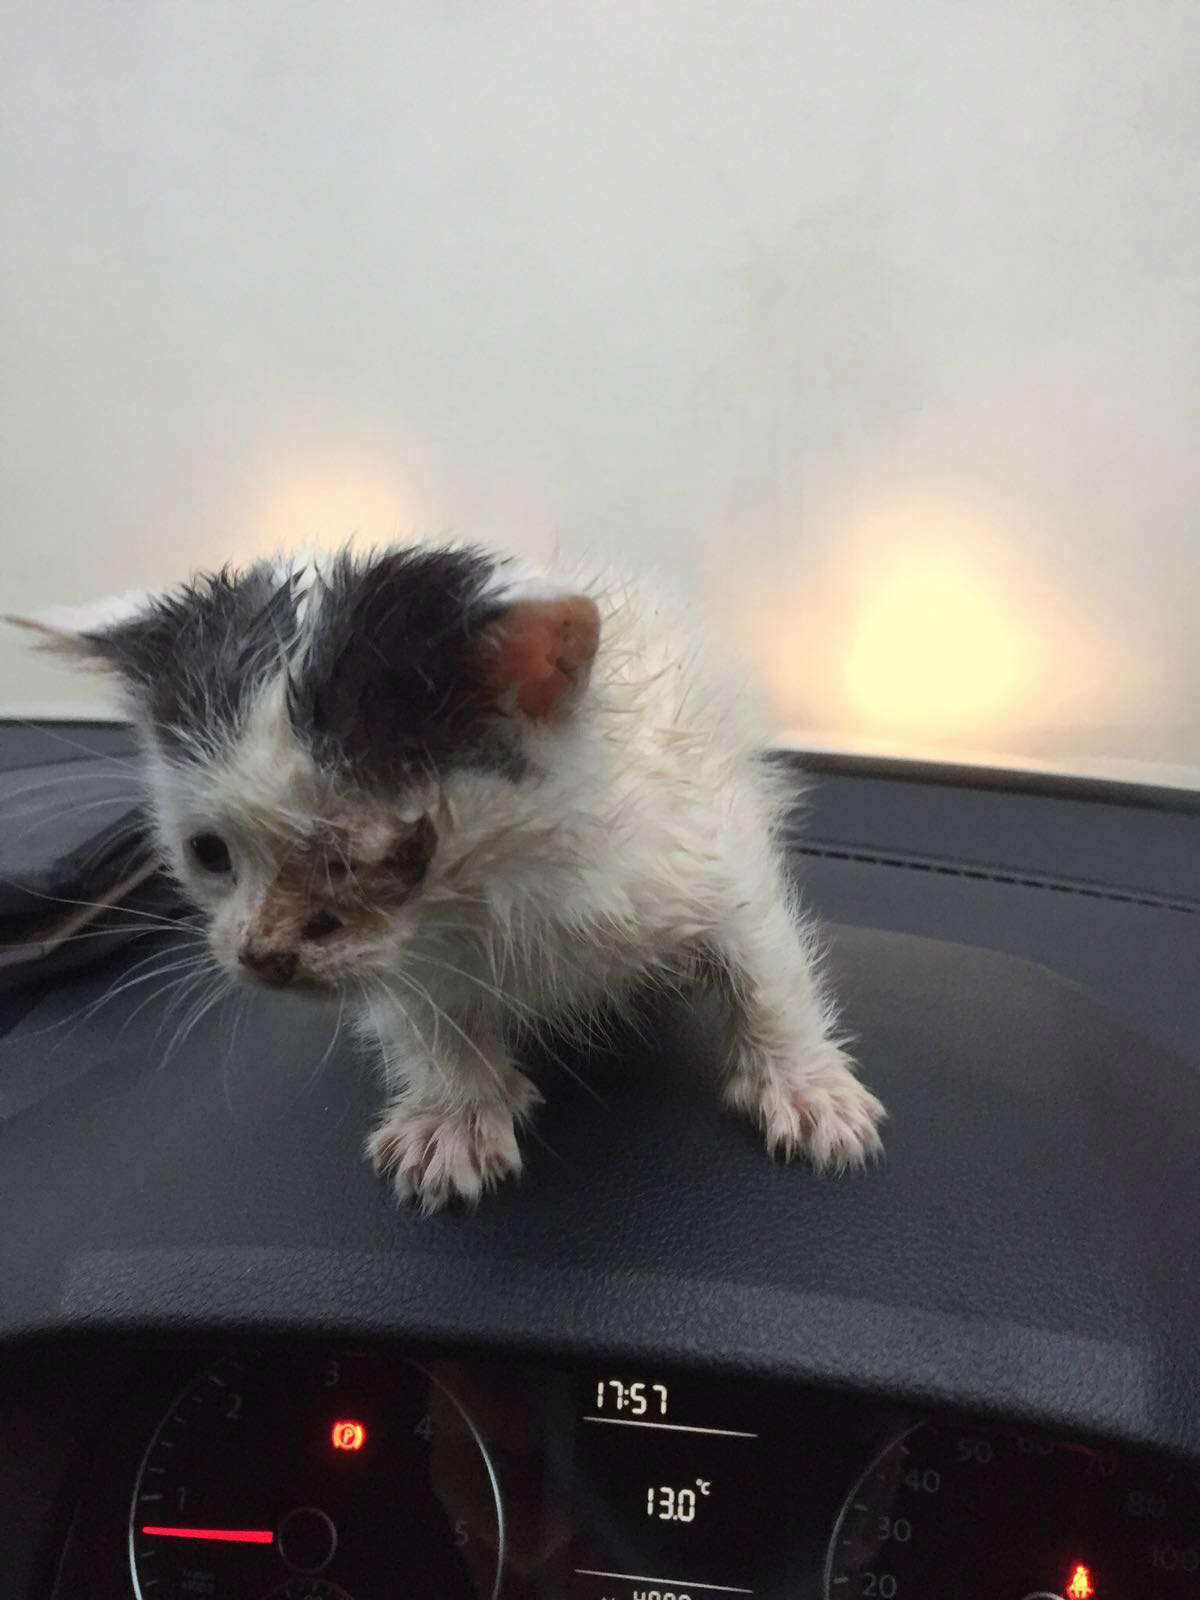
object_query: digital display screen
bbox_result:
[567,1373,788,1600]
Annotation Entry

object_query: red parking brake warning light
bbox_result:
[1066,1564,1094,1599]
[332,1419,366,1451]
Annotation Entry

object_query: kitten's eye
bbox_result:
[188,832,232,875]
[302,911,342,941]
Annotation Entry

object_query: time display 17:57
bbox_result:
[594,1380,669,1418]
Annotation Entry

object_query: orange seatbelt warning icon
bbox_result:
[1066,1563,1094,1599]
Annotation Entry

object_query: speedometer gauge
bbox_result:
[825,1421,1200,1599]
[129,1351,502,1600]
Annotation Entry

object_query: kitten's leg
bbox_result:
[704,890,885,1170]
[363,1004,541,1212]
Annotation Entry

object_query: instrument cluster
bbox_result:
[48,1345,1200,1599]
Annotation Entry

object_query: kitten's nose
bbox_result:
[238,942,298,988]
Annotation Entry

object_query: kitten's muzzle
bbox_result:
[238,942,299,988]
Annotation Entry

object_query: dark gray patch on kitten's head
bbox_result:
[77,564,302,755]
[289,545,524,785]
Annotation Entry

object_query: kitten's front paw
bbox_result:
[727,1048,886,1172]
[367,1097,529,1213]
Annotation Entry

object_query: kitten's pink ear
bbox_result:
[477,596,600,720]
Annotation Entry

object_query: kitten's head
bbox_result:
[10,547,600,994]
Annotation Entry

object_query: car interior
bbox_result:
[4,6,1200,1599]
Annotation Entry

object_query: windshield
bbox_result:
[4,5,1197,788]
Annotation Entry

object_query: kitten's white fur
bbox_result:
[43,552,886,1209]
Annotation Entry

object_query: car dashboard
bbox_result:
[11,1339,1200,1600]
[2,728,1200,1599]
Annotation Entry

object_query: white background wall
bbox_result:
[3,2,1198,785]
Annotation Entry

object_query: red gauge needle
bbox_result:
[141,1526,275,1545]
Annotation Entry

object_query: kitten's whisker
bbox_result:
[0,875,183,927]
[118,961,216,1040]
[170,975,230,1059]
[383,970,470,1105]
[0,793,145,837]
[0,753,139,789]
[519,1117,570,1170]
[0,801,149,864]
[50,939,205,1025]
[0,721,141,764]
[96,935,205,982]
[153,977,211,1066]
[222,989,251,1115]
[406,947,543,1024]
[154,962,228,1065]
[71,818,155,872]
[80,950,214,1019]
[387,976,447,1088]
[0,919,201,952]
[358,973,453,1104]
[388,965,513,1105]
[20,950,208,1048]
[0,761,142,798]
[306,990,347,1089]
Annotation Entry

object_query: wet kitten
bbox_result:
[13,546,884,1210]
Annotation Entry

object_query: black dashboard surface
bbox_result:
[1,727,1199,1479]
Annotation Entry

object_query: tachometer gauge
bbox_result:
[825,1420,1200,1599]
[129,1351,502,1600]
